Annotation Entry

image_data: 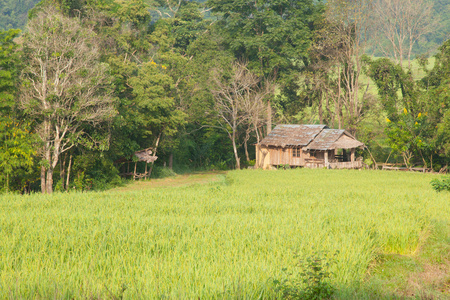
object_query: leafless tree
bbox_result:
[241,78,274,161]
[19,8,115,193]
[373,0,437,68]
[210,62,272,169]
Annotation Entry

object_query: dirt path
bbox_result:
[111,171,227,192]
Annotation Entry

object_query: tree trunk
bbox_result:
[318,92,323,124]
[244,128,251,162]
[60,154,66,191]
[244,139,250,162]
[148,132,162,179]
[41,166,46,193]
[254,122,260,143]
[46,167,54,194]
[66,154,72,191]
[168,153,173,170]
[6,172,9,193]
[337,69,342,129]
[232,129,240,169]
[267,100,272,135]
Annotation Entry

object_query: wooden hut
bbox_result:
[255,125,364,169]
[117,147,158,179]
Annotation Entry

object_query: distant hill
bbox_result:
[431,0,450,48]
[368,0,450,57]
[0,0,40,30]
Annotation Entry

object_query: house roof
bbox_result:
[260,125,364,150]
[260,124,327,147]
[306,129,364,150]
[134,147,158,163]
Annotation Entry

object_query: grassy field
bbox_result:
[0,169,449,299]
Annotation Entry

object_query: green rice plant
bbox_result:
[0,169,448,298]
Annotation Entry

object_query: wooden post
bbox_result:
[255,144,260,169]
[145,162,148,180]
[351,148,355,168]
[134,162,137,180]
[324,151,329,167]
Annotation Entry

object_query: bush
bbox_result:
[431,176,450,192]
[70,154,123,191]
[274,251,338,299]
[210,160,229,170]
[152,166,177,179]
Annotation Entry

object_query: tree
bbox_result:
[19,8,115,193]
[301,0,374,135]
[210,61,272,169]
[0,29,20,114]
[372,0,437,68]
[367,38,450,169]
[30,0,86,17]
[0,119,36,192]
[207,0,323,134]
[0,29,36,192]
[127,59,187,152]
[421,39,450,169]
[385,109,432,167]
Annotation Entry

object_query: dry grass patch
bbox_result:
[111,171,226,192]
[403,261,450,299]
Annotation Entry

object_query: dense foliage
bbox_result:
[0,0,40,30]
[0,0,449,192]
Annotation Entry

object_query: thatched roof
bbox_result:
[306,129,364,150]
[134,147,158,163]
[260,124,327,147]
[260,125,364,150]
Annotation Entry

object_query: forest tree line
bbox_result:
[0,0,449,193]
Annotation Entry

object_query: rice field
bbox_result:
[0,169,448,299]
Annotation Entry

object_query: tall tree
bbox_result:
[210,61,271,169]
[19,7,115,193]
[0,29,36,192]
[207,0,323,134]
[421,39,450,166]
[372,0,437,68]
[300,0,374,135]
[0,29,20,113]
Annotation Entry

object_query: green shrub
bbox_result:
[210,160,228,170]
[152,166,177,178]
[431,176,450,192]
[278,164,291,170]
[274,251,338,299]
